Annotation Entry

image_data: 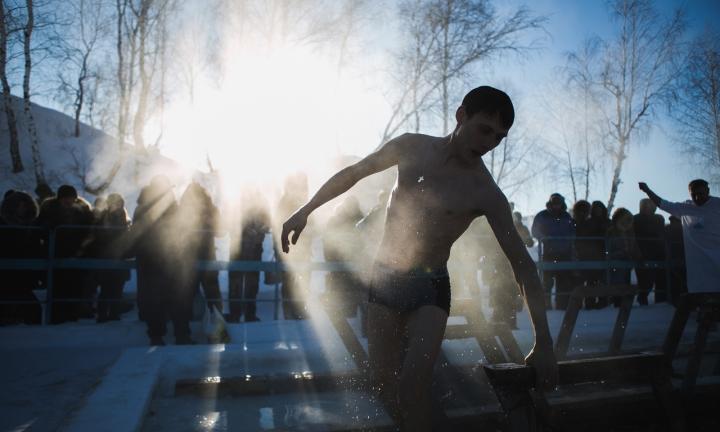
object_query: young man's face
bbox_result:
[454,109,509,162]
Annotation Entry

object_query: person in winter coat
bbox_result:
[130,176,192,345]
[178,182,223,313]
[0,191,43,324]
[36,185,94,323]
[531,193,575,310]
[633,198,667,304]
[92,193,131,322]
[665,216,687,305]
[229,192,270,322]
[275,173,313,320]
[606,207,641,307]
[322,196,365,318]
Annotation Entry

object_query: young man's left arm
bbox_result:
[486,190,558,390]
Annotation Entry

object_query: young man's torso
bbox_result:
[376,134,501,271]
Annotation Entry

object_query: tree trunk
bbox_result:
[1,2,23,173]
[132,0,150,152]
[441,9,450,135]
[73,49,91,137]
[23,0,46,189]
[607,137,628,214]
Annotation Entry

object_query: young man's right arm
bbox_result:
[280,134,408,253]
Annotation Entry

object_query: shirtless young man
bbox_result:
[281,86,558,430]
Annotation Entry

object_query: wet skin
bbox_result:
[282,109,557,431]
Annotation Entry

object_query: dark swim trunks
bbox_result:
[368,266,451,315]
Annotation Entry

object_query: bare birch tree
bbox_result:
[672,29,720,182]
[573,0,685,212]
[22,0,48,189]
[380,0,546,144]
[57,0,108,137]
[1,0,23,173]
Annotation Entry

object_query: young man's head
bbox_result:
[689,179,710,206]
[453,86,514,160]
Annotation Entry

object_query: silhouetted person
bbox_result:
[607,207,641,307]
[36,185,94,323]
[572,200,598,309]
[34,182,54,206]
[633,198,667,304]
[479,216,523,329]
[92,193,131,322]
[178,182,223,313]
[355,189,390,335]
[323,196,365,318]
[356,189,390,252]
[640,179,720,294]
[531,193,575,309]
[585,201,611,308]
[281,86,557,431]
[0,191,43,325]
[131,176,192,345]
[229,193,270,322]
[513,211,534,248]
[665,216,687,305]
[276,173,313,320]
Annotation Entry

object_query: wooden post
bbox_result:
[555,292,582,360]
[609,292,633,354]
[482,363,538,432]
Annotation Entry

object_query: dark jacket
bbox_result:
[633,213,666,260]
[36,196,94,258]
[531,209,575,260]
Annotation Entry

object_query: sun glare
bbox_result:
[155,41,386,200]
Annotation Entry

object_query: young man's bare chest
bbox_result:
[395,142,485,218]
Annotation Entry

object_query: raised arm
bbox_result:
[639,182,702,218]
[486,192,558,389]
[280,135,408,253]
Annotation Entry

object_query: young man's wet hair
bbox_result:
[461,86,515,129]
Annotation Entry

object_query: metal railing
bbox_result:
[0,225,686,324]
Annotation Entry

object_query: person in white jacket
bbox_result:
[639,179,720,294]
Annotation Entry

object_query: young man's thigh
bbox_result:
[367,303,407,375]
[402,305,448,377]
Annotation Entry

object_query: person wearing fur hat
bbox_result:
[92,193,131,322]
[531,193,576,310]
[36,185,94,323]
[0,191,43,324]
[130,176,193,345]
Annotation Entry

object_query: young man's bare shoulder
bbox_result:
[380,133,436,163]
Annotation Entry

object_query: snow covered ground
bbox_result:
[1,294,717,432]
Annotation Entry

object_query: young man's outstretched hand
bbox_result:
[281,209,308,253]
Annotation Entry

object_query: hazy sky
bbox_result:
[472,0,720,216]
[24,0,720,217]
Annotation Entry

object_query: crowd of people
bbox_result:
[0,176,694,344]
[0,178,269,345]
[530,192,687,312]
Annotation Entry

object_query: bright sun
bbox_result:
[154,40,387,200]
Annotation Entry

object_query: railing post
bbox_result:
[273,258,280,321]
[605,236,611,288]
[664,237,672,304]
[44,229,55,325]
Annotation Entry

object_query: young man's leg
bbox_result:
[367,302,406,424]
[398,305,448,432]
